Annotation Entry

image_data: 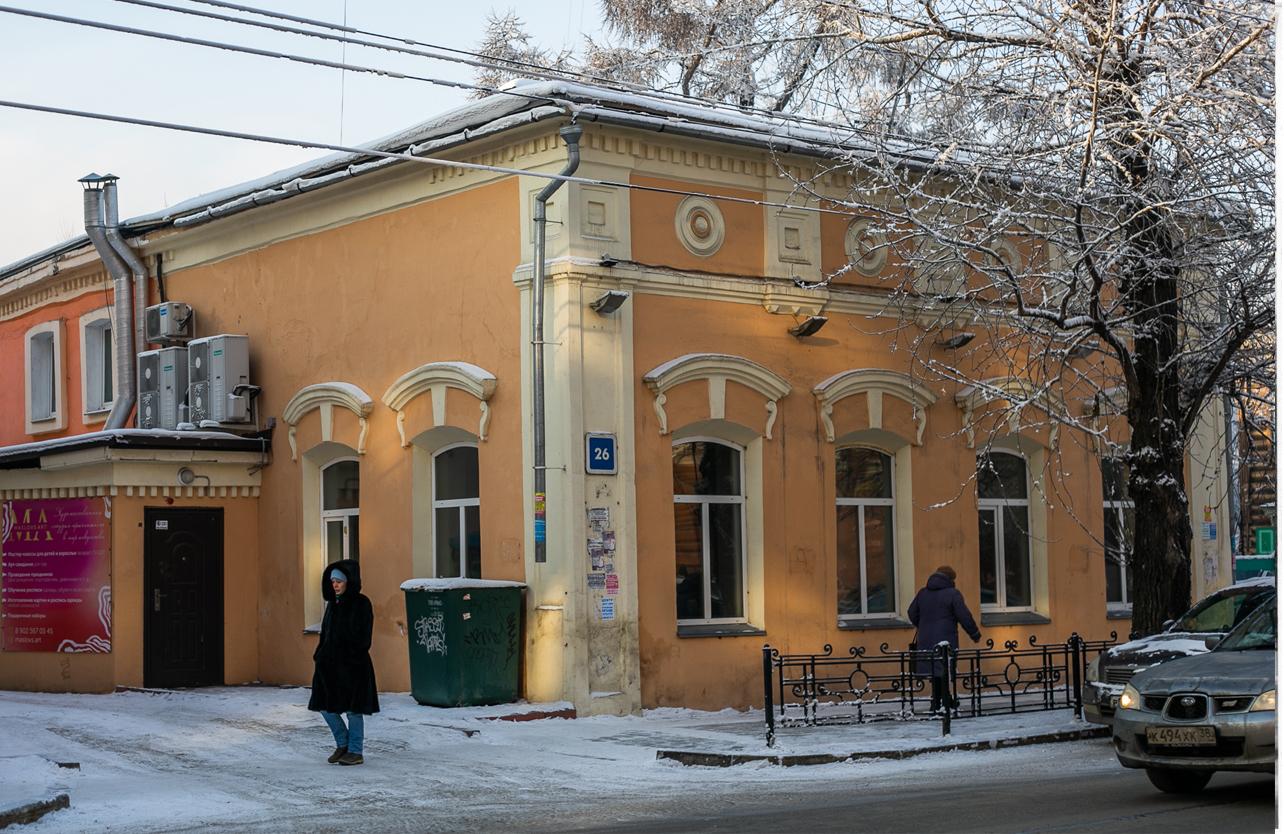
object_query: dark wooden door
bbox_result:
[144,508,223,688]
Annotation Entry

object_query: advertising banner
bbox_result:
[1,497,112,652]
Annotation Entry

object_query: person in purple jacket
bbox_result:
[908,565,982,714]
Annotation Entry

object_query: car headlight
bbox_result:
[1086,656,1101,683]
[1250,689,1276,712]
[1119,683,1141,710]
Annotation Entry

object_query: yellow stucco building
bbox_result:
[0,83,1236,711]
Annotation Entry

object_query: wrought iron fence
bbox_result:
[762,632,1118,746]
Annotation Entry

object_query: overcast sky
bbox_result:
[0,0,601,267]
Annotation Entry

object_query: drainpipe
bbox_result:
[80,173,135,430]
[531,124,582,564]
[102,178,149,362]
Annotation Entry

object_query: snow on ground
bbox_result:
[5,687,1107,833]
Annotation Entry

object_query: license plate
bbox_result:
[1146,726,1216,747]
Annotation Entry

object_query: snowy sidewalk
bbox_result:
[3,687,1109,832]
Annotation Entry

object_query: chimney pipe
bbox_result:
[102,179,149,360]
[80,173,135,430]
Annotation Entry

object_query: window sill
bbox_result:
[1106,608,1133,620]
[677,623,766,639]
[980,611,1051,626]
[838,616,913,631]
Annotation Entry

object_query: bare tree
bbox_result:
[789,0,1274,634]
[470,11,574,96]
[483,0,1274,633]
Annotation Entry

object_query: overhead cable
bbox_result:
[0,97,871,219]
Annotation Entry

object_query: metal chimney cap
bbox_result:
[78,172,118,189]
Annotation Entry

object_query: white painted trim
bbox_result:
[644,353,791,440]
[430,441,481,579]
[955,377,1065,450]
[282,382,374,460]
[24,319,66,435]
[672,436,750,626]
[78,308,116,423]
[814,369,939,445]
[382,362,498,446]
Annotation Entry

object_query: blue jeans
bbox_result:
[321,711,364,755]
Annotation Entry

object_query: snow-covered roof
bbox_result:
[1,80,902,281]
[0,428,268,468]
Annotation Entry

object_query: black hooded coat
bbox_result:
[308,559,380,715]
[907,571,981,677]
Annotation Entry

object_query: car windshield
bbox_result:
[1215,600,1277,651]
[1175,586,1275,632]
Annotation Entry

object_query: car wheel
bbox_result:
[1145,768,1213,794]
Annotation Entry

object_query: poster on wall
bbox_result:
[1,497,112,653]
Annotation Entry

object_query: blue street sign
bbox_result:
[585,433,617,475]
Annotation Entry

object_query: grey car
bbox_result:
[1083,576,1275,725]
[1111,597,1276,793]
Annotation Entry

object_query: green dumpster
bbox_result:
[400,578,526,706]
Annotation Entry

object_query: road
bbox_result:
[547,740,1275,834]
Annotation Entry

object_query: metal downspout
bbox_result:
[102,179,149,361]
[80,176,135,429]
[531,124,582,564]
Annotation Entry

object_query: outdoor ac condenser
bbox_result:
[137,346,188,430]
[144,302,195,346]
[188,334,250,424]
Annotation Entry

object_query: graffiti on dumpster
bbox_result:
[415,613,447,657]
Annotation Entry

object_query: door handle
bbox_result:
[153,589,162,612]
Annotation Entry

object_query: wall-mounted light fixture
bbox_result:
[599,252,619,267]
[936,331,976,349]
[177,466,212,487]
[789,315,828,338]
[590,290,630,315]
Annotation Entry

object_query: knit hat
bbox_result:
[330,568,348,583]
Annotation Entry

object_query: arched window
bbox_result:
[1102,458,1134,610]
[836,448,895,617]
[673,439,746,623]
[977,450,1031,609]
[321,459,360,563]
[433,444,481,578]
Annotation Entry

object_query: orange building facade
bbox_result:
[0,83,1235,711]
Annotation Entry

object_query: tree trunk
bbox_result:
[1123,199,1194,636]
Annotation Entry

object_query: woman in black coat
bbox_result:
[907,565,981,714]
[308,558,379,765]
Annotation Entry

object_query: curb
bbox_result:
[0,794,70,829]
[657,726,1110,767]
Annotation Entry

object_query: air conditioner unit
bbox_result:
[144,302,195,345]
[137,347,188,430]
[188,334,251,424]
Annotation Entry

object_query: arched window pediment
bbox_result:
[643,353,791,440]
[381,362,498,447]
[813,369,938,445]
[954,377,1066,449]
[282,382,375,461]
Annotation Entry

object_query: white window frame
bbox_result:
[432,442,481,578]
[1102,458,1134,611]
[836,446,897,619]
[24,320,65,435]
[79,309,116,421]
[672,436,749,625]
[320,457,360,563]
[977,449,1034,612]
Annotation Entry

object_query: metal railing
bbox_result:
[762,632,1118,746]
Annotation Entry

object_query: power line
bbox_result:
[139,0,931,148]
[0,4,555,105]
[0,97,873,222]
[12,1,957,164]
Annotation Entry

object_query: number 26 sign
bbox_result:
[585,433,617,475]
